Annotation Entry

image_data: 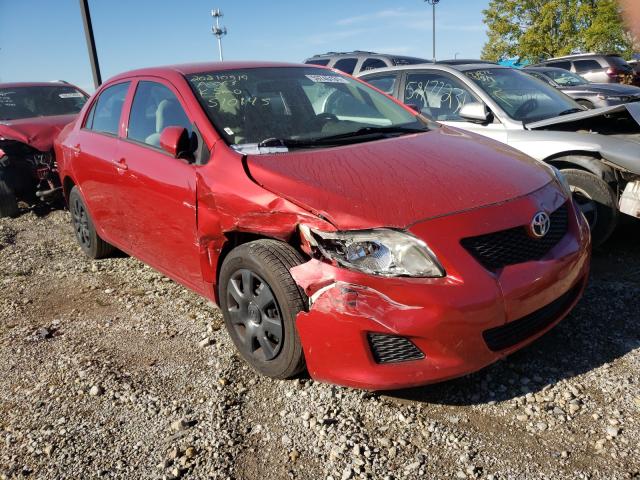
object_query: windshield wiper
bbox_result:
[314,125,429,142]
[558,108,585,116]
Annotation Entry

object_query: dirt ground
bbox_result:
[0,208,638,480]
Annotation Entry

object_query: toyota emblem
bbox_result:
[530,211,551,238]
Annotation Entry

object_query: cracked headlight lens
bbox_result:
[300,226,445,278]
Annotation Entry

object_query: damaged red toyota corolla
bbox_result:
[55,62,591,390]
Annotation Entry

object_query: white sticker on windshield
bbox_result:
[224,127,234,135]
[305,74,349,84]
[59,92,84,98]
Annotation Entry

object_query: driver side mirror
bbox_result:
[159,126,193,160]
[459,103,491,124]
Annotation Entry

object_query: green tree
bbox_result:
[482,0,635,62]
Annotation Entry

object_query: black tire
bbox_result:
[0,176,19,218]
[577,99,595,109]
[560,168,618,247]
[219,240,307,379]
[68,186,114,259]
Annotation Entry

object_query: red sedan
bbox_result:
[55,62,590,390]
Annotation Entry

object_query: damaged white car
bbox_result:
[358,64,640,246]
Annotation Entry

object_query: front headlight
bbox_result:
[300,226,445,278]
[550,166,572,196]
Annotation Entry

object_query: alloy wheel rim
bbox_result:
[71,198,91,248]
[226,269,283,361]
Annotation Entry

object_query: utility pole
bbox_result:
[425,0,440,62]
[78,0,102,88]
[211,9,228,61]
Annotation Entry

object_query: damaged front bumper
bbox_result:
[290,185,591,390]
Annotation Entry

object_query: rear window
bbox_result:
[305,59,330,67]
[606,56,633,72]
[0,85,88,121]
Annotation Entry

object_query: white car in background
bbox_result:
[358,63,640,246]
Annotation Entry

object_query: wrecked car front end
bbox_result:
[288,182,590,390]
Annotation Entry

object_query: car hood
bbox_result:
[562,83,640,96]
[0,114,77,152]
[246,126,553,230]
[526,102,640,129]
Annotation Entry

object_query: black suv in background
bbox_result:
[304,51,430,75]
[530,53,639,85]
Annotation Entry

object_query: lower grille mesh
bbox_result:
[483,283,582,352]
[368,333,425,364]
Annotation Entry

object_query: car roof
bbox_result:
[106,61,317,84]
[544,53,621,61]
[357,63,508,76]
[0,81,79,89]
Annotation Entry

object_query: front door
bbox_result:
[401,70,508,144]
[117,79,203,291]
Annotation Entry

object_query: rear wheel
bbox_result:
[69,186,114,259]
[219,240,307,379]
[560,168,618,247]
[0,175,19,218]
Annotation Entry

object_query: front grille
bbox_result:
[367,333,425,364]
[483,282,582,352]
[461,203,569,270]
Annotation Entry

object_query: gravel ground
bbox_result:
[0,208,638,480]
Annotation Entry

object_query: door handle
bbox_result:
[114,158,128,171]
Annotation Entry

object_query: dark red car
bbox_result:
[0,82,88,217]
[55,62,590,390]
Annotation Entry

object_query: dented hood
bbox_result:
[526,102,640,129]
[247,127,553,230]
[0,114,77,152]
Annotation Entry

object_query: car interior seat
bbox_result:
[145,99,190,147]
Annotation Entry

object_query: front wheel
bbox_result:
[561,168,618,247]
[218,240,307,379]
[69,186,115,259]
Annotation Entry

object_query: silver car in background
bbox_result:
[358,63,640,246]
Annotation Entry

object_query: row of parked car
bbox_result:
[0,51,636,389]
[304,50,640,246]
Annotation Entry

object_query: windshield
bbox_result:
[186,67,427,152]
[0,86,88,121]
[465,68,582,122]
[541,70,589,87]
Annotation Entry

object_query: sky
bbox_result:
[0,0,489,92]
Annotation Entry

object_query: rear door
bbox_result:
[118,78,203,290]
[73,81,131,242]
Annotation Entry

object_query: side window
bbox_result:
[333,58,358,75]
[361,58,388,72]
[404,72,478,121]
[364,74,398,95]
[85,82,130,135]
[305,59,330,66]
[574,59,602,73]
[127,81,192,148]
[547,61,571,70]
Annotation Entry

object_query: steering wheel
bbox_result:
[514,98,538,119]
[316,112,339,124]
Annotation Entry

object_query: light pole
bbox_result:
[211,9,228,61]
[425,0,440,62]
